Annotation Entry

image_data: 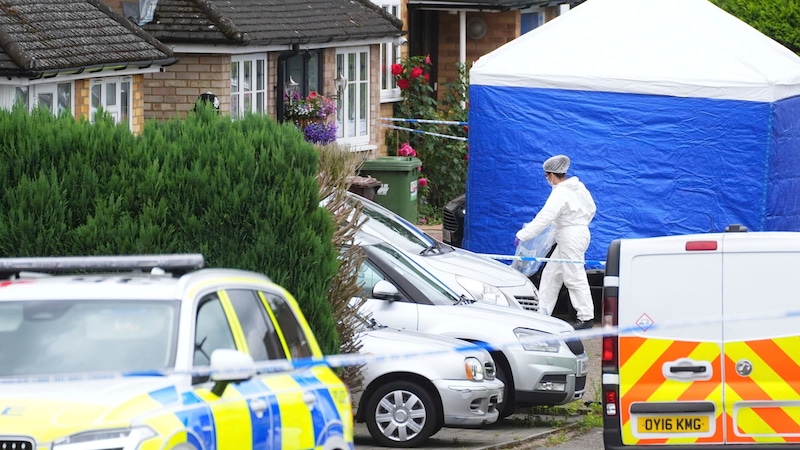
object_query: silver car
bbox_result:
[354,234,588,419]
[347,192,539,311]
[353,317,503,447]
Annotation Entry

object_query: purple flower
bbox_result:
[303,121,337,145]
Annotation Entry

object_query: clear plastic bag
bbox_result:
[512,225,556,277]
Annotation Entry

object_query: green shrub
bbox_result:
[0,104,340,354]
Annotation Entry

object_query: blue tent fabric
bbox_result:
[464,0,800,267]
[465,86,790,265]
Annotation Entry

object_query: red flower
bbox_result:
[398,142,415,156]
[423,73,430,83]
[397,78,411,89]
[425,54,432,64]
[391,64,403,76]
[410,67,423,79]
[307,91,318,99]
[418,177,428,187]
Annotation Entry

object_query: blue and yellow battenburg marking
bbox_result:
[138,366,353,450]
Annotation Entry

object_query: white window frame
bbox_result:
[32,82,74,116]
[336,47,370,145]
[231,53,268,119]
[374,0,402,102]
[90,76,132,130]
[0,82,73,115]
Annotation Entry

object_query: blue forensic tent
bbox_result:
[465,0,800,266]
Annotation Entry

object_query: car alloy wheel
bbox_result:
[365,380,439,447]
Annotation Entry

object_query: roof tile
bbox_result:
[0,0,175,77]
[143,0,403,45]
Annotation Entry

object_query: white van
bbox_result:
[601,225,800,449]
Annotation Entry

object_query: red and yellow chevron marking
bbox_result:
[618,336,723,445]
[619,335,800,445]
[724,336,800,443]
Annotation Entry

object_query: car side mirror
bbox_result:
[209,349,256,396]
[372,279,402,301]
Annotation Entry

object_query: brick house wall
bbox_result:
[437,10,519,97]
[143,54,232,120]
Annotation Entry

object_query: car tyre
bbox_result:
[365,380,439,448]
[492,352,516,419]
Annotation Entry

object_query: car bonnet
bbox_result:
[0,376,183,440]
[443,300,575,335]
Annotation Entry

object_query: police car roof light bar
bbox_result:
[0,254,205,273]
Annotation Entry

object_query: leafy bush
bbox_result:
[387,56,469,222]
[0,103,340,355]
[711,0,800,53]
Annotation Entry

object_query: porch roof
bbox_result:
[406,0,582,11]
[141,0,404,46]
[0,0,176,79]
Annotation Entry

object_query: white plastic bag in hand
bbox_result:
[512,225,555,277]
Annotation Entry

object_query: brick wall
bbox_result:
[143,54,231,120]
[437,11,519,97]
[132,74,145,133]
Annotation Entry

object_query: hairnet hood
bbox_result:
[543,155,570,173]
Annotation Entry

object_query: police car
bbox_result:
[0,254,353,450]
[602,226,800,449]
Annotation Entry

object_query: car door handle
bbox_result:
[303,391,317,408]
[250,398,268,419]
[670,366,706,373]
[663,358,712,381]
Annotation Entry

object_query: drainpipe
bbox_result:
[277,44,300,123]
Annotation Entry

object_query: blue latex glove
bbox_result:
[514,237,520,247]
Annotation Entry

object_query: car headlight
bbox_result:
[52,426,156,450]
[514,328,562,353]
[456,276,507,305]
[464,357,485,381]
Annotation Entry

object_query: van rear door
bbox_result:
[616,235,724,446]
[721,232,800,444]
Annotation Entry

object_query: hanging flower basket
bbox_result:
[284,91,338,144]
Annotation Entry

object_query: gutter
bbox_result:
[0,57,179,81]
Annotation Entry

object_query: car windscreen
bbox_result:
[354,195,433,249]
[0,300,179,377]
[367,244,461,306]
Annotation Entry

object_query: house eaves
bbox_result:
[407,0,584,11]
[0,0,177,80]
[141,0,403,47]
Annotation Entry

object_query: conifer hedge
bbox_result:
[0,104,340,355]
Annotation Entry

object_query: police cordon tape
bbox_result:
[381,124,469,141]
[480,254,607,266]
[380,117,467,126]
[4,307,800,385]
[380,117,469,141]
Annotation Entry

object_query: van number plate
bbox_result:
[637,416,709,433]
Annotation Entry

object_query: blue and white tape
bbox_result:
[480,254,607,266]
[380,117,468,126]
[381,124,468,141]
[6,307,800,385]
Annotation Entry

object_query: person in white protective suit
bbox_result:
[514,155,596,330]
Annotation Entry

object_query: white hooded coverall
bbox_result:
[515,177,596,320]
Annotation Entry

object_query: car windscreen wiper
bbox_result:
[456,295,475,305]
